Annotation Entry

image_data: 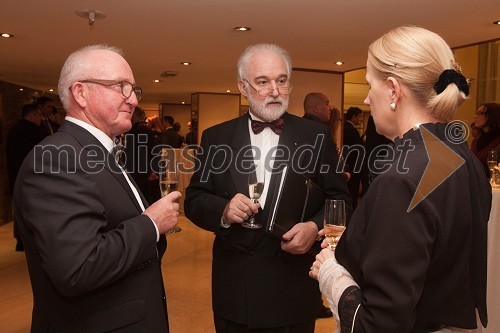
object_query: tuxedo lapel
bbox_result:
[229,115,253,196]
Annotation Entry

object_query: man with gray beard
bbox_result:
[185,43,351,332]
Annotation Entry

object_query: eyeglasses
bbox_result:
[79,79,142,101]
[242,79,293,97]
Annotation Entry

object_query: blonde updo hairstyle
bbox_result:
[367,26,467,121]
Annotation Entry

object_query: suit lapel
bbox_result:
[60,121,145,213]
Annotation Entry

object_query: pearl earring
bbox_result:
[390,102,397,111]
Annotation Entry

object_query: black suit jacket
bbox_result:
[185,112,351,328]
[6,119,44,194]
[14,120,169,333]
[39,118,60,138]
[342,121,364,174]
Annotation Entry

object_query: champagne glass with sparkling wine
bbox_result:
[242,164,265,229]
[487,150,499,187]
[323,199,346,250]
[159,149,182,233]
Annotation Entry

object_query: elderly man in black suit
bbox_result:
[13,44,180,333]
[185,43,351,333]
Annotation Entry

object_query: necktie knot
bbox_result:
[251,118,284,135]
[112,137,126,167]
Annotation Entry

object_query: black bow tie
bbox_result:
[251,118,284,135]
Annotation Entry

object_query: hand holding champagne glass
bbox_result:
[242,164,265,229]
[323,199,346,250]
[159,149,182,233]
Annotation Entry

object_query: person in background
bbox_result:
[146,115,163,143]
[185,120,197,145]
[470,122,479,141]
[35,96,59,137]
[360,115,392,194]
[185,43,351,333]
[302,92,335,319]
[303,92,331,125]
[173,122,185,147]
[6,104,44,251]
[13,44,181,332]
[160,115,182,148]
[124,106,161,204]
[471,103,500,178]
[342,106,364,209]
[310,25,490,333]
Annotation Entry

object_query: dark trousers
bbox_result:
[214,315,315,333]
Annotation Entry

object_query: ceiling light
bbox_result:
[335,61,344,66]
[181,62,192,66]
[160,71,179,78]
[153,79,160,83]
[1,33,14,38]
[494,20,500,25]
[76,9,106,26]
[19,88,23,91]
[181,102,185,104]
[48,89,54,92]
[234,26,251,31]
[226,90,231,93]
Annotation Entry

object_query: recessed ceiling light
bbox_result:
[181,61,191,66]
[181,102,185,104]
[153,79,160,83]
[1,33,14,38]
[19,88,24,91]
[335,61,344,66]
[226,90,231,93]
[48,89,54,92]
[494,20,500,25]
[234,26,251,31]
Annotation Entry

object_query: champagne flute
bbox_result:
[159,150,182,233]
[323,199,346,250]
[487,150,499,186]
[242,164,265,229]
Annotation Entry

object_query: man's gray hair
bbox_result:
[237,43,292,81]
[57,44,123,109]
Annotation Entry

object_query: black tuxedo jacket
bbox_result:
[14,121,169,333]
[185,112,351,328]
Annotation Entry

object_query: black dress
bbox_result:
[335,123,490,332]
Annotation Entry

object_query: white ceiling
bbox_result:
[1,0,499,107]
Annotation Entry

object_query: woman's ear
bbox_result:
[386,77,401,104]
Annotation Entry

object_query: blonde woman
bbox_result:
[310,26,490,333]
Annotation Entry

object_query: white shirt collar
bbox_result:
[65,117,115,153]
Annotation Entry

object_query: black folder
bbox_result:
[266,165,325,238]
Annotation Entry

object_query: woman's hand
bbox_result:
[309,247,337,280]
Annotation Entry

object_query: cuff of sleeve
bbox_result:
[220,217,231,229]
[145,215,160,242]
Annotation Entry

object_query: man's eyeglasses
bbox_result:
[242,79,292,97]
[79,79,142,101]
